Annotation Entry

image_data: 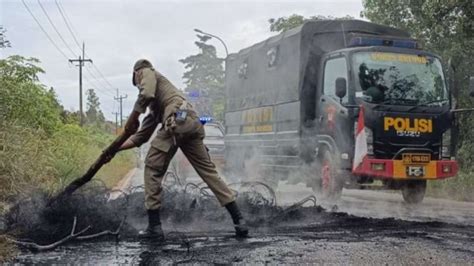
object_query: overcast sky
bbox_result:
[1,0,364,120]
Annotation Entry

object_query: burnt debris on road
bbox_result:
[4,177,474,264]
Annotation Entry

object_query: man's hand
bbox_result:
[124,111,141,134]
[103,138,137,164]
[119,139,138,151]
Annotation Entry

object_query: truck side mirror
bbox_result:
[469,77,474,97]
[335,77,347,101]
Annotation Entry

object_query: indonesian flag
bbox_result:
[353,105,368,171]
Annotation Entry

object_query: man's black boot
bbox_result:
[138,209,164,239]
[225,201,249,237]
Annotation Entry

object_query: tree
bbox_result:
[361,0,474,170]
[179,35,225,120]
[85,89,105,126]
[0,56,61,133]
[0,25,11,48]
[268,14,353,33]
[0,55,44,83]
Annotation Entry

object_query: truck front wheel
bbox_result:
[402,180,426,204]
[320,150,343,200]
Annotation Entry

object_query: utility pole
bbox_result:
[114,89,127,127]
[112,111,119,134]
[69,42,92,126]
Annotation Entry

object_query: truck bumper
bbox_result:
[352,158,458,180]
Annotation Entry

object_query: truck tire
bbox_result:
[319,150,343,200]
[402,180,426,204]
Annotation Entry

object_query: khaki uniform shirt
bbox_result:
[129,68,193,150]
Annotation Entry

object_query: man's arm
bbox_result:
[103,113,159,164]
[124,110,141,134]
[120,112,160,151]
[107,68,158,158]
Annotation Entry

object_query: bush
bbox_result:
[427,171,474,202]
[0,56,61,135]
[0,55,135,207]
[0,121,136,204]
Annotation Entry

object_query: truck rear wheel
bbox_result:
[320,150,343,200]
[402,180,426,204]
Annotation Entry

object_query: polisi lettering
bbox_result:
[384,117,432,133]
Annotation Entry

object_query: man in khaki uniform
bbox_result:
[114,59,248,238]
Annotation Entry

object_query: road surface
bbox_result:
[13,165,474,264]
[124,166,474,226]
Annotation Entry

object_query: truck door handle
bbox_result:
[321,98,326,102]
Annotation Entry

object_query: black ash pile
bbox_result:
[3,177,326,251]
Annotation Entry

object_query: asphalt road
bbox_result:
[128,166,474,226]
[276,182,474,226]
[14,166,474,264]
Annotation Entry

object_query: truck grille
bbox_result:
[374,138,441,159]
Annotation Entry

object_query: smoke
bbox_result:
[220,115,353,206]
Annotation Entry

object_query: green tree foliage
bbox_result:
[268,14,353,32]
[0,55,135,203]
[0,25,11,48]
[85,88,105,126]
[0,56,62,134]
[0,54,136,258]
[180,35,225,120]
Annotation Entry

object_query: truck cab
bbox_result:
[316,39,457,203]
[224,20,471,204]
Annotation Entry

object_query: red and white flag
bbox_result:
[353,105,368,171]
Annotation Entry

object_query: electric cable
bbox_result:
[22,0,69,60]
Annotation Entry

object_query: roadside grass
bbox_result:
[97,152,136,188]
[0,235,16,263]
[427,171,474,202]
[0,122,135,203]
[0,121,136,261]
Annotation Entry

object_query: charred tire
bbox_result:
[402,180,426,204]
[319,150,343,201]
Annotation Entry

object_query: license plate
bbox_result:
[406,166,425,177]
[402,153,430,164]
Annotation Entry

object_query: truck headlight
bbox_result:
[441,129,451,159]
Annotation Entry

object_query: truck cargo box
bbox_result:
[225,20,410,137]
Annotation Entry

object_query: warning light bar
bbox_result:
[199,116,213,124]
[349,37,420,49]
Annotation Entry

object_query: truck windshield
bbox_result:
[352,52,448,106]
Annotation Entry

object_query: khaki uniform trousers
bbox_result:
[143,119,235,210]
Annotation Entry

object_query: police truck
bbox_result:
[223,20,474,203]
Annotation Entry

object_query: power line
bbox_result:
[84,66,115,96]
[22,0,69,60]
[54,0,117,96]
[83,75,116,100]
[24,0,117,120]
[55,0,117,92]
[82,75,117,110]
[91,64,116,89]
[37,0,77,57]
[55,0,81,50]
